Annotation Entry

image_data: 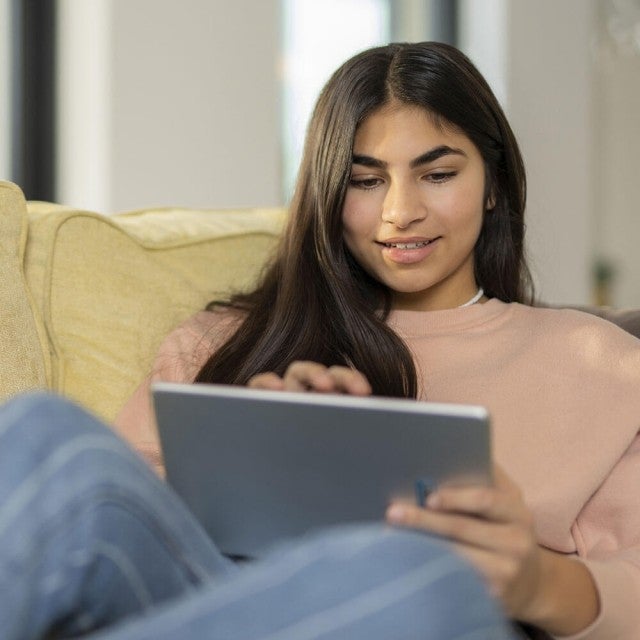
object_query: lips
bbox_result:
[377,236,441,265]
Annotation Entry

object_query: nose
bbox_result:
[381,180,427,228]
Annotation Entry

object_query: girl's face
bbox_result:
[342,103,489,311]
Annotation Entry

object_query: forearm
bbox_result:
[521,549,599,636]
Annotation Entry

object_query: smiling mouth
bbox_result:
[378,238,439,249]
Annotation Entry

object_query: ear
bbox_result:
[486,189,496,211]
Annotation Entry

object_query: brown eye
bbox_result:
[427,171,457,183]
[349,177,382,190]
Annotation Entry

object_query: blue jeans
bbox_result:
[0,393,517,640]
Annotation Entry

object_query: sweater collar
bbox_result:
[387,298,511,337]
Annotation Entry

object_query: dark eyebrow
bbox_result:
[351,145,467,170]
[409,145,466,168]
[351,154,386,169]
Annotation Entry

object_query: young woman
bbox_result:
[115,42,640,639]
[2,42,639,639]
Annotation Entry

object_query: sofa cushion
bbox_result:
[24,202,285,422]
[0,182,48,400]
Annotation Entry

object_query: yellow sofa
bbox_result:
[0,180,285,422]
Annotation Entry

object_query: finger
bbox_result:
[426,484,527,524]
[284,362,372,395]
[386,502,526,553]
[326,366,372,395]
[247,372,285,391]
[284,361,334,392]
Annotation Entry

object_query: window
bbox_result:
[281,0,391,200]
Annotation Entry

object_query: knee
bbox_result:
[0,392,127,474]
[1,390,109,435]
[0,393,158,524]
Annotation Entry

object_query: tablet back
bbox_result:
[153,382,491,558]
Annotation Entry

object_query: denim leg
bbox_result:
[0,393,236,640]
[0,392,518,640]
[94,524,518,640]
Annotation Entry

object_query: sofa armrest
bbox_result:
[0,182,49,401]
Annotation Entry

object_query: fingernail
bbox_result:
[426,492,440,509]
[386,504,406,523]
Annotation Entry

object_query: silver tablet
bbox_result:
[153,382,492,558]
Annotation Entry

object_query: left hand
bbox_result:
[386,465,544,621]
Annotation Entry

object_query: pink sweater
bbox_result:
[114,299,640,640]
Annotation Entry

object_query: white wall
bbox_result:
[508,0,596,305]
[461,0,596,305]
[57,0,112,212]
[0,0,11,181]
[458,0,508,108]
[57,0,281,213]
[593,6,640,307]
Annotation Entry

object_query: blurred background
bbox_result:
[1,0,639,307]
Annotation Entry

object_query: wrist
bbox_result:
[520,549,600,636]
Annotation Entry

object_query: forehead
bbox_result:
[353,103,472,154]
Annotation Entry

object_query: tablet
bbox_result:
[153,382,492,558]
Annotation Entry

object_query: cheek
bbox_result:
[341,218,363,258]
[341,207,359,256]
[341,194,374,242]
[440,183,486,232]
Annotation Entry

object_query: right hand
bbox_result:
[248,361,372,396]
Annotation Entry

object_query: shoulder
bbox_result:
[170,307,243,344]
[507,303,640,378]
[153,307,244,382]
[502,304,640,461]
[510,303,639,343]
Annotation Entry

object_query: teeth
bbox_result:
[386,241,431,249]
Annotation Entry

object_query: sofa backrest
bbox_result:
[0,180,285,422]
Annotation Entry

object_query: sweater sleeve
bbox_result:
[113,310,239,476]
[556,431,640,640]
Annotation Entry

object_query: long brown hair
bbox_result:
[195,42,532,397]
